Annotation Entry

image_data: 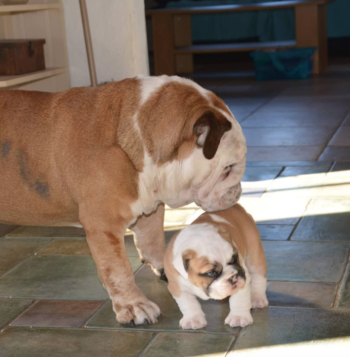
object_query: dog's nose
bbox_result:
[228,274,238,285]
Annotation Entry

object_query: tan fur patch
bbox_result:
[183,249,223,291]
[137,81,232,165]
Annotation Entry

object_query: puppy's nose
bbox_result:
[228,274,238,285]
[228,273,245,289]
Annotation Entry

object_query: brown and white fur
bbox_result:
[0,75,246,326]
[164,204,268,330]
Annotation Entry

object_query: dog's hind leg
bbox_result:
[130,203,166,280]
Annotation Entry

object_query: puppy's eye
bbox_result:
[228,254,238,265]
[201,270,220,278]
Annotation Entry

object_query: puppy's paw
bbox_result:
[251,293,269,309]
[115,299,161,326]
[180,314,207,330]
[225,312,253,328]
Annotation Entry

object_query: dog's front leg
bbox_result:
[130,203,166,279]
[174,291,207,330]
[225,272,253,328]
[81,210,161,326]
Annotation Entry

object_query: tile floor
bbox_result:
[1,62,350,356]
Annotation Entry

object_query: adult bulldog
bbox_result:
[0,75,246,325]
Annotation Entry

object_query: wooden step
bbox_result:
[174,40,297,54]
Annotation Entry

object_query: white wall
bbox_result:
[62,0,149,88]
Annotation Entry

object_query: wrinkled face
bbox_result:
[173,224,246,300]
[183,248,246,300]
[136,75,246,212]
[191,118,246,212]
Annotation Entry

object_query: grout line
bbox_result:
[333,249,350,308]
[328,160,336,173]
[0,239,53,279]
[286,199,312,241]
[81,300,109,329]
[225,328,243,356]
[239,91,283,125]
[138,332,159,357]
[0,299,40,333]
[260,166,286,197]
[316,109,350,161]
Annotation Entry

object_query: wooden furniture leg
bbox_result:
[174,14,193,73]
[295,3,328,74]
[151,13,175,75]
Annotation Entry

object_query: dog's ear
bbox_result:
[182,249,196,272]
[217,226,231,244]
[173,248,196,280]
[193,110,232,160]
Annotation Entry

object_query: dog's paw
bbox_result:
[115,299,161,326]
[180,314,207,330]
[251,293,269,309]
[225,312,253,328]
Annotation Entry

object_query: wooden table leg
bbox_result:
[295,3,328,74]
[174,14,193,74]
[151,13,175,75]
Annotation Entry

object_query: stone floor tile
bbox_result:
[0,299,33,329]
[87,278,239,334]
[0,224,18,238]
[343,112,350,126]
[267,281,337,308]
[143,332,234,357]
[11,300,104,328]
[231,111,252,123]
[280,166,329,177]
[281,83,350,97]
[223,96,269,112]
[318,146,350,161]
[246,146,323,162]
[257,224,294,241]
[0,327,153,357]
[243,127,335,147]
[329,161,350,175]
[232,307,350,351]
[0,238,51,276]
[0,256,109,300]
[239,197,308,224]
[260,97,350,114]
[6,226,85,238]
[329,127,350,146]
[229,339,350,356]
[265,168,327,198]
[37,238,90,256]
[134,264,157,279]
[36,235,140,258]
[241,167,282,197]
[338,263,350,309]
[292,199,350,242]
[263,241,350,283]
[241,111,345,128]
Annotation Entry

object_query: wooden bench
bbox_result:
[146,0,333,75]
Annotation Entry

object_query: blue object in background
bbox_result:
[250,48,316,80]
[167,0,350,43]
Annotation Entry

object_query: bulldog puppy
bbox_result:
[164,204,268,329]
[0,75,246,326]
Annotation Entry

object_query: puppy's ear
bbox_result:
[173,248,196,280]
[193,110,232,160]
[182,249,196,272]
[217,226,231,244]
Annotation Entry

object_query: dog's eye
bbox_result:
[228,253,238,265]
[201,270,219,278]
